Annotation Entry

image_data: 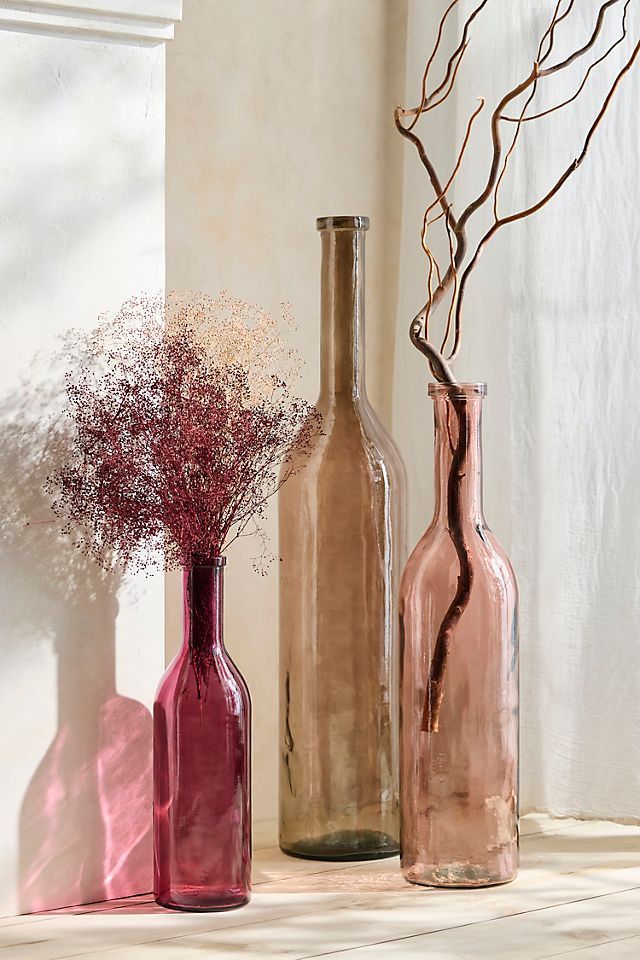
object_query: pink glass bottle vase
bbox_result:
[400,383,519,887]
[153,558,251,910]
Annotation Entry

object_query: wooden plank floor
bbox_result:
[2,816,640,959]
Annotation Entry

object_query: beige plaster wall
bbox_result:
[166,0,408,834]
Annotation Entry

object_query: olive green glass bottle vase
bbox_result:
[279,215,406,861]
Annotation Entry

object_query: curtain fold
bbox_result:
[393,0,640,820]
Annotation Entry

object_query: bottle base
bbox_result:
[155,890,250,912]
[402,862,518,889]
[281,829,399,862]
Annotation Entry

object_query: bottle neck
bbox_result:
[432,392,484,527]
[319,226,366,400]
[183,561,225,658]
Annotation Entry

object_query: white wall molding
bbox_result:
[0,0,183,42]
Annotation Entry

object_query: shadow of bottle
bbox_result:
[0,362,154,913]
[18,591,153,912]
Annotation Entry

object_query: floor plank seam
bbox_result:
[541,930,640,960]
[253,861,390,887]
[47,904,349,960]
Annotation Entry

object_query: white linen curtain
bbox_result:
[393,0,640,820]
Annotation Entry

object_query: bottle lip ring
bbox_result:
[190,556,227,568]
[316,215,369,232]
[428,382,487,398]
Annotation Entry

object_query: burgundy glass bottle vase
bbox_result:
[153,558,251,910]
[400,383,519,887]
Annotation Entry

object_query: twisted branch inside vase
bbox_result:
[422,395,473,733]
[396,0,639,731]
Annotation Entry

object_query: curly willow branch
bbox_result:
[397,0,635,384]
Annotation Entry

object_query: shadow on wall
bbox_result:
[0,356,152,913]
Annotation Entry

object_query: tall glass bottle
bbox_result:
[154,559,251,910]
[279,215,406,861]
[400,383,518,887]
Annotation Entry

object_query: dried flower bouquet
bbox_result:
[48,292,320,576]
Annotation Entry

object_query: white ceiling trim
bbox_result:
[0,0,183,42]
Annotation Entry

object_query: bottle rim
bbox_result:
[428,382,487,398]
[316,215,369,231]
